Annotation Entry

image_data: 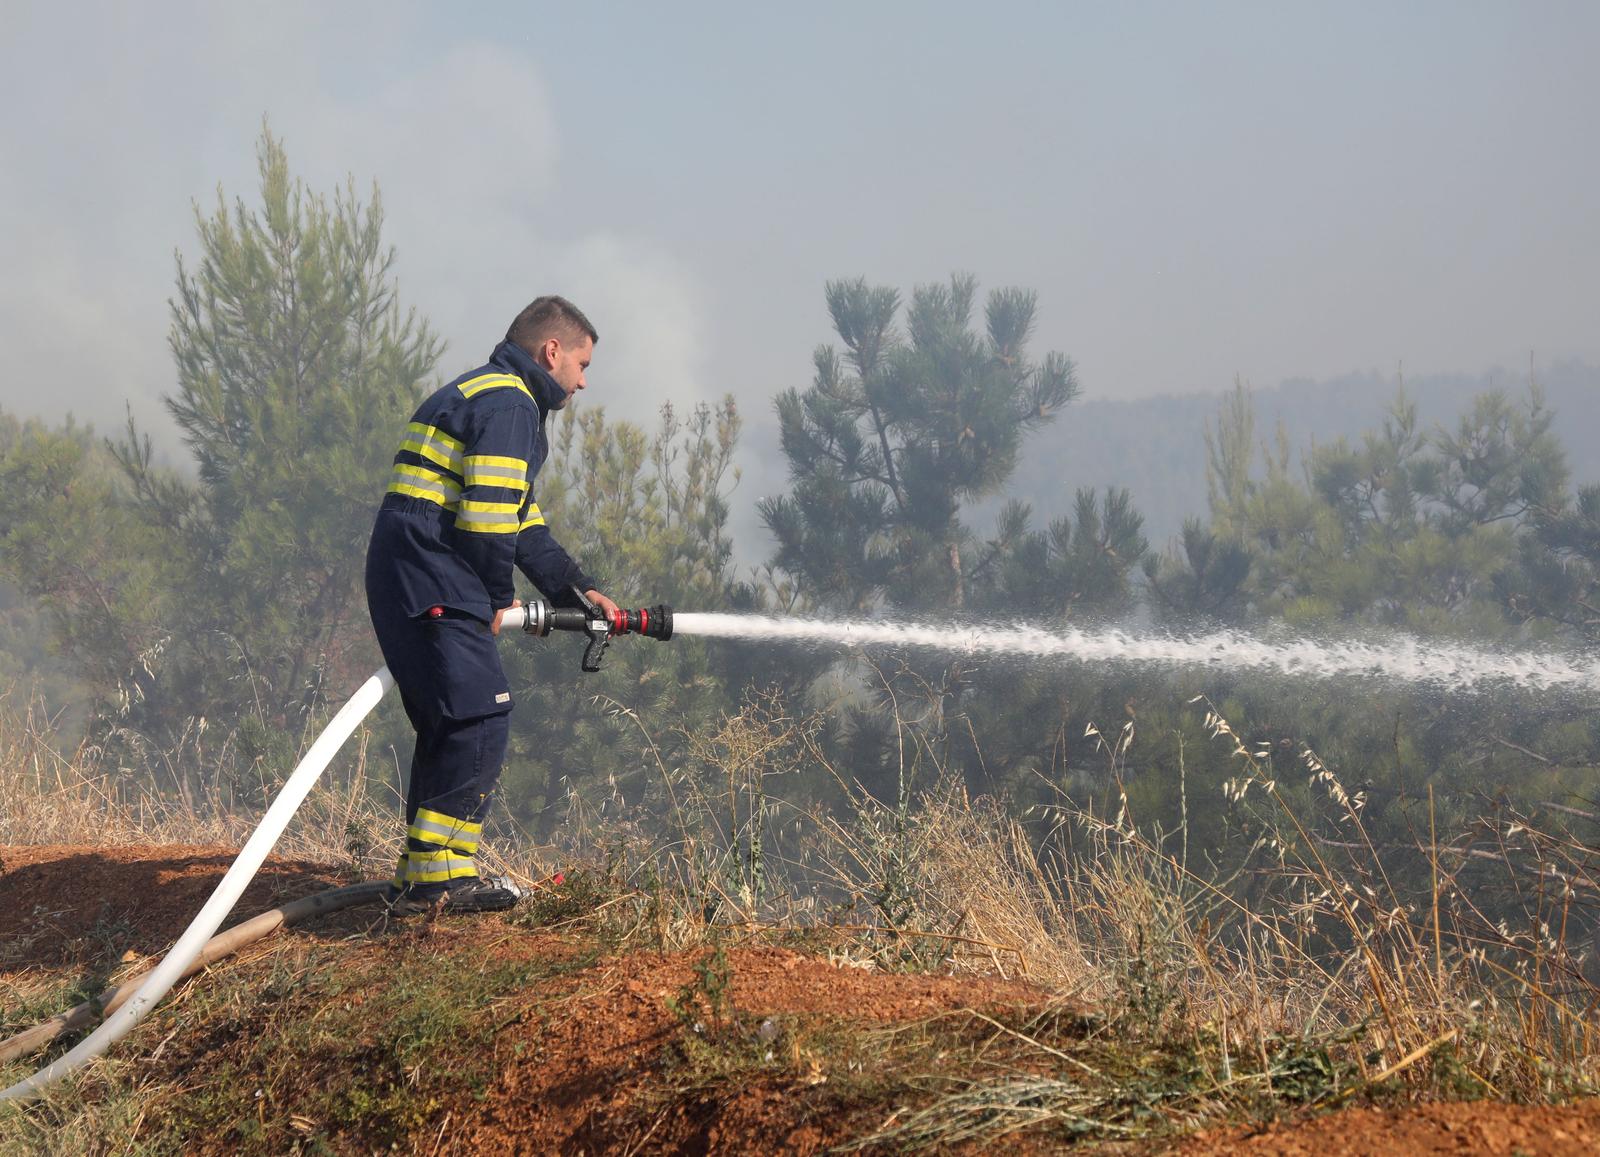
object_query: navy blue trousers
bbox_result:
[366,598,515,891]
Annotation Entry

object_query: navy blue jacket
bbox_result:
[366,341,596,622]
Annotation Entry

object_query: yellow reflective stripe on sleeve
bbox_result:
[457,499,522,534]
[400,439,456,472]
[464,454,529,490]
[407,422,464,452]
[387,464,462,506]
[457,373,533,400]
[464,454,526,472]
[388,482,452,507]
[519,503,546,531]
[392,463,462,490]
[405,849,478,883]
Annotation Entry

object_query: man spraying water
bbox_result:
[364,296,621,915]
[3,300,680,1100]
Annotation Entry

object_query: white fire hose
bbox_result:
[0,668,396,1103]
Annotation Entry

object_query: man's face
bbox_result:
[544,334,593,408]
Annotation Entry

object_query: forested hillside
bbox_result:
[1005,362,1600,549]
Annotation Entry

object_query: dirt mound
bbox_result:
[1168,1099,1600,1155]
[7,844,1599,1155]
[0,843,345,968]
[458,937,1047,1153]
[3,844,1060,1153]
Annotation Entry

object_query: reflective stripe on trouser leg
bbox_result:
[402,711,510,887]
[406,849,480,884]
[403,806,483,884]
[407,806,482,854]
[366,591,513,888]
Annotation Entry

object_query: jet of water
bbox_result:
[671,613,1600,694]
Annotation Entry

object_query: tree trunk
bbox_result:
[948,540,964,608]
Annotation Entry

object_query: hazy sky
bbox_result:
[3,1,1596,548]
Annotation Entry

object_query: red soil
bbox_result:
[455,938,1047,1154]
[1169,1100,1600,1156]
[0,843,343,967]
[5,844,1598,1154]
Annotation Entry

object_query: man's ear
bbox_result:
[541,337,562,367]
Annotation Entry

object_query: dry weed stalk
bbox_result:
[0,688,411,879]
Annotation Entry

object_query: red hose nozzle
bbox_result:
[607,605,674,641]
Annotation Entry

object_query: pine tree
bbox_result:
[976,489,1150,616]
[0,414,166,694]
[109,127,443,790]
[759,275,1106,803]
[1143,517,1252,622]
[761,274,1079,613]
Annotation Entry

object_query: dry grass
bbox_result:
[563,689,1600,1116]
[0,689,376,858]
[4,683,1598,1147]
[0,688,567,888]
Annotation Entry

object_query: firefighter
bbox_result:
[365,296,619,914]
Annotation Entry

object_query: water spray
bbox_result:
[668,613,1600,695]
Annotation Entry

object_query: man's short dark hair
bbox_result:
[506,296,598,354]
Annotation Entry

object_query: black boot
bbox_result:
[388,875,524,916]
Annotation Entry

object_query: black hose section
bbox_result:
[0,880,391,1066]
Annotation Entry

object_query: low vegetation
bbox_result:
[2,687,1595,1152]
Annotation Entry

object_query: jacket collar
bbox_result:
[489,340,565,416]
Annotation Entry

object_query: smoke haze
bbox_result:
[3,1,1597,557]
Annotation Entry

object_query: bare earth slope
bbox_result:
[3,845,1597,1154]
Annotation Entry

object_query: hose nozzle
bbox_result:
[516,590,674,671]
[606,605,673,641]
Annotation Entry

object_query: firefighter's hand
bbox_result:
[491,598,523,636]
[585,589,620,622]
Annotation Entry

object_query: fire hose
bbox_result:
[0,881,392,1067]
[0,594,672,1103]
